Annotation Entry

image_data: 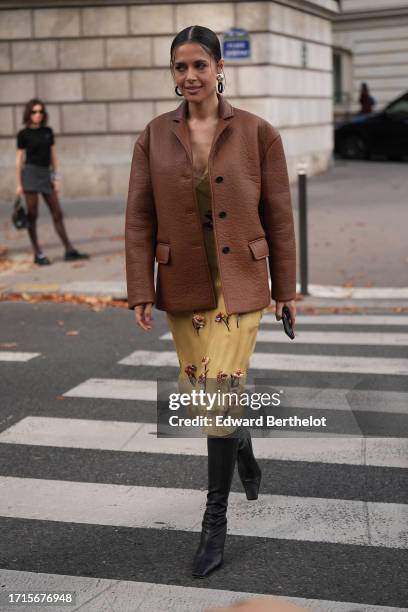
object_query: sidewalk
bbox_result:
[1,159,407,312]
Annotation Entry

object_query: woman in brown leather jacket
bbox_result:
[125,25,296,579]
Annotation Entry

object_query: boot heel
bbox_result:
[242,469,262,500]
[237,428,262,500]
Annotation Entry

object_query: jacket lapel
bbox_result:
[171,93,234,164]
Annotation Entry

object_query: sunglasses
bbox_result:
[31,109,44,115]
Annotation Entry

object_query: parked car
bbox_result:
[335,91,408,160]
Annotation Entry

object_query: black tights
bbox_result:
[24,188,74,256]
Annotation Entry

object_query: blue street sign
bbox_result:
[223,28,251,59]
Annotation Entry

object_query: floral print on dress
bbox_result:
[214,311,242,330]
[215,311,230,331]
[192,314,206,335]
[216,370,229,384]
[197,355,210,391]
[185,363,197,386]
[230,368,244,388]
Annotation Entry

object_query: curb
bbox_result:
[1,281,408,301]
[1,282,408,313]
[1,281,127,300]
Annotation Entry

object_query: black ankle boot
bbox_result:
[192,435,239,578]
[237,428,262,500]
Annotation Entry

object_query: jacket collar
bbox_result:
[171,92,234,122]
[171,93,234,163]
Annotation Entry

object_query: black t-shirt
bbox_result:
[16,126,54,167]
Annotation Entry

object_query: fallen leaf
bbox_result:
[66,330,79,336]
[92,304,105,312]
[0,342,17,348]
[0,292,128,309]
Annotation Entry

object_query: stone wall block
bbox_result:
[33,8,80,38]
[84,71,130,101]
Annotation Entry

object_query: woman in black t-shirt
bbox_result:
[16,98,89,265]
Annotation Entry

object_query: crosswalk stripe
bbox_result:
[0,351,40,362]
[260,314,408,326]
[63,378,157,400]
[62,377,408,414]
[0,476,407,548]
[160,330,408,345]
[0,569,406,612]
[1,417,407,468]
[119,350,408,375]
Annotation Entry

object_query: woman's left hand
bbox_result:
[275,299,296,328]
[53,178,61,194]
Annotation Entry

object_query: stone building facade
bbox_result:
[333,0,408,119]
[0,0,339,199]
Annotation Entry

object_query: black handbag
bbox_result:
[12,196,30,230]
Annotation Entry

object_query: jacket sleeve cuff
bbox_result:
[271,294,297,302]
[127,296,155,310]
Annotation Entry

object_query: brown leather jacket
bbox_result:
[125,93,296,315]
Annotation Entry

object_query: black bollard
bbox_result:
[297,163,308,296]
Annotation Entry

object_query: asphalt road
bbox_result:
[0,301,407,611]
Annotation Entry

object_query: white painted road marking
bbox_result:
[1,417,407,468]
[63,378,157,401]
[62,378,408,414]
[0,570,405,612]
[0,351,40,362]
[0,476,407,548]
[161,330,408,345]
[119,350,408,376]
[260,314,408,326]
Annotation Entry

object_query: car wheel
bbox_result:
[339,134,369,160]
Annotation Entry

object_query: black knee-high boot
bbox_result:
[192,435,239,578]
[237,427,262,500]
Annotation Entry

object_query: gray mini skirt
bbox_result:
[22,163,53,194]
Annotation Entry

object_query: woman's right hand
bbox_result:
[16,185,24,197]
[134,303,154,331]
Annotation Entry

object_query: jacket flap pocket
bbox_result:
[155,242,170,264]
[248,237,269,260]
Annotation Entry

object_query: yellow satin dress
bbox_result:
[165,171,265,437]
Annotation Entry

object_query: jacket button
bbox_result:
[219,211,227,218]
[222,246,230,254]
[215,176,223,183]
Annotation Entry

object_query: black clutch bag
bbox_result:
[12,196,30,230]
